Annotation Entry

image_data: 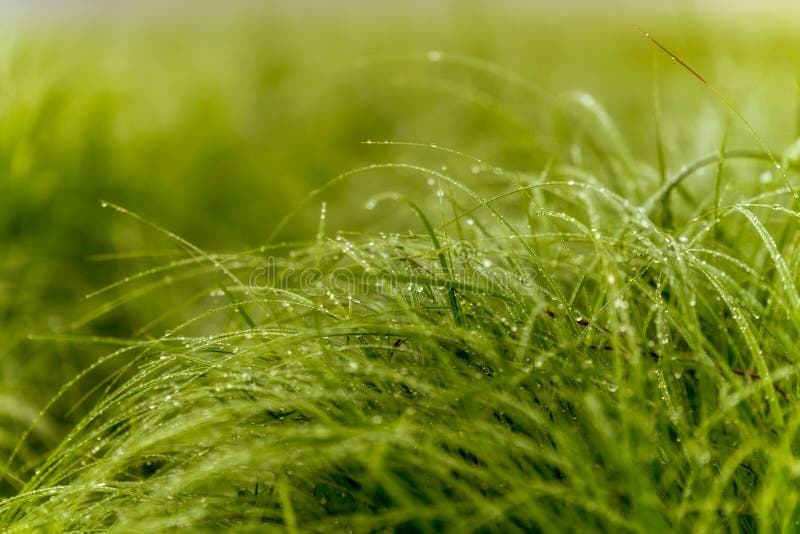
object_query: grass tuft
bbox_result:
[4,9,800,532]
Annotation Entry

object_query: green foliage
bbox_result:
[3,4,800,532]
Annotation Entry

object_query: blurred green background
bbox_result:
[1,1,799,487]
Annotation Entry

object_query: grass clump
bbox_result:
[4,6,800,533]
[7,125,800,531]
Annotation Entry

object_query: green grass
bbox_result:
[3,3,800,532]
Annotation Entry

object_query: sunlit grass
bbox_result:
[7,122,800,531]
[3,5,800,532]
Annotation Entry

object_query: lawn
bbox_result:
[2,2,800,531]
